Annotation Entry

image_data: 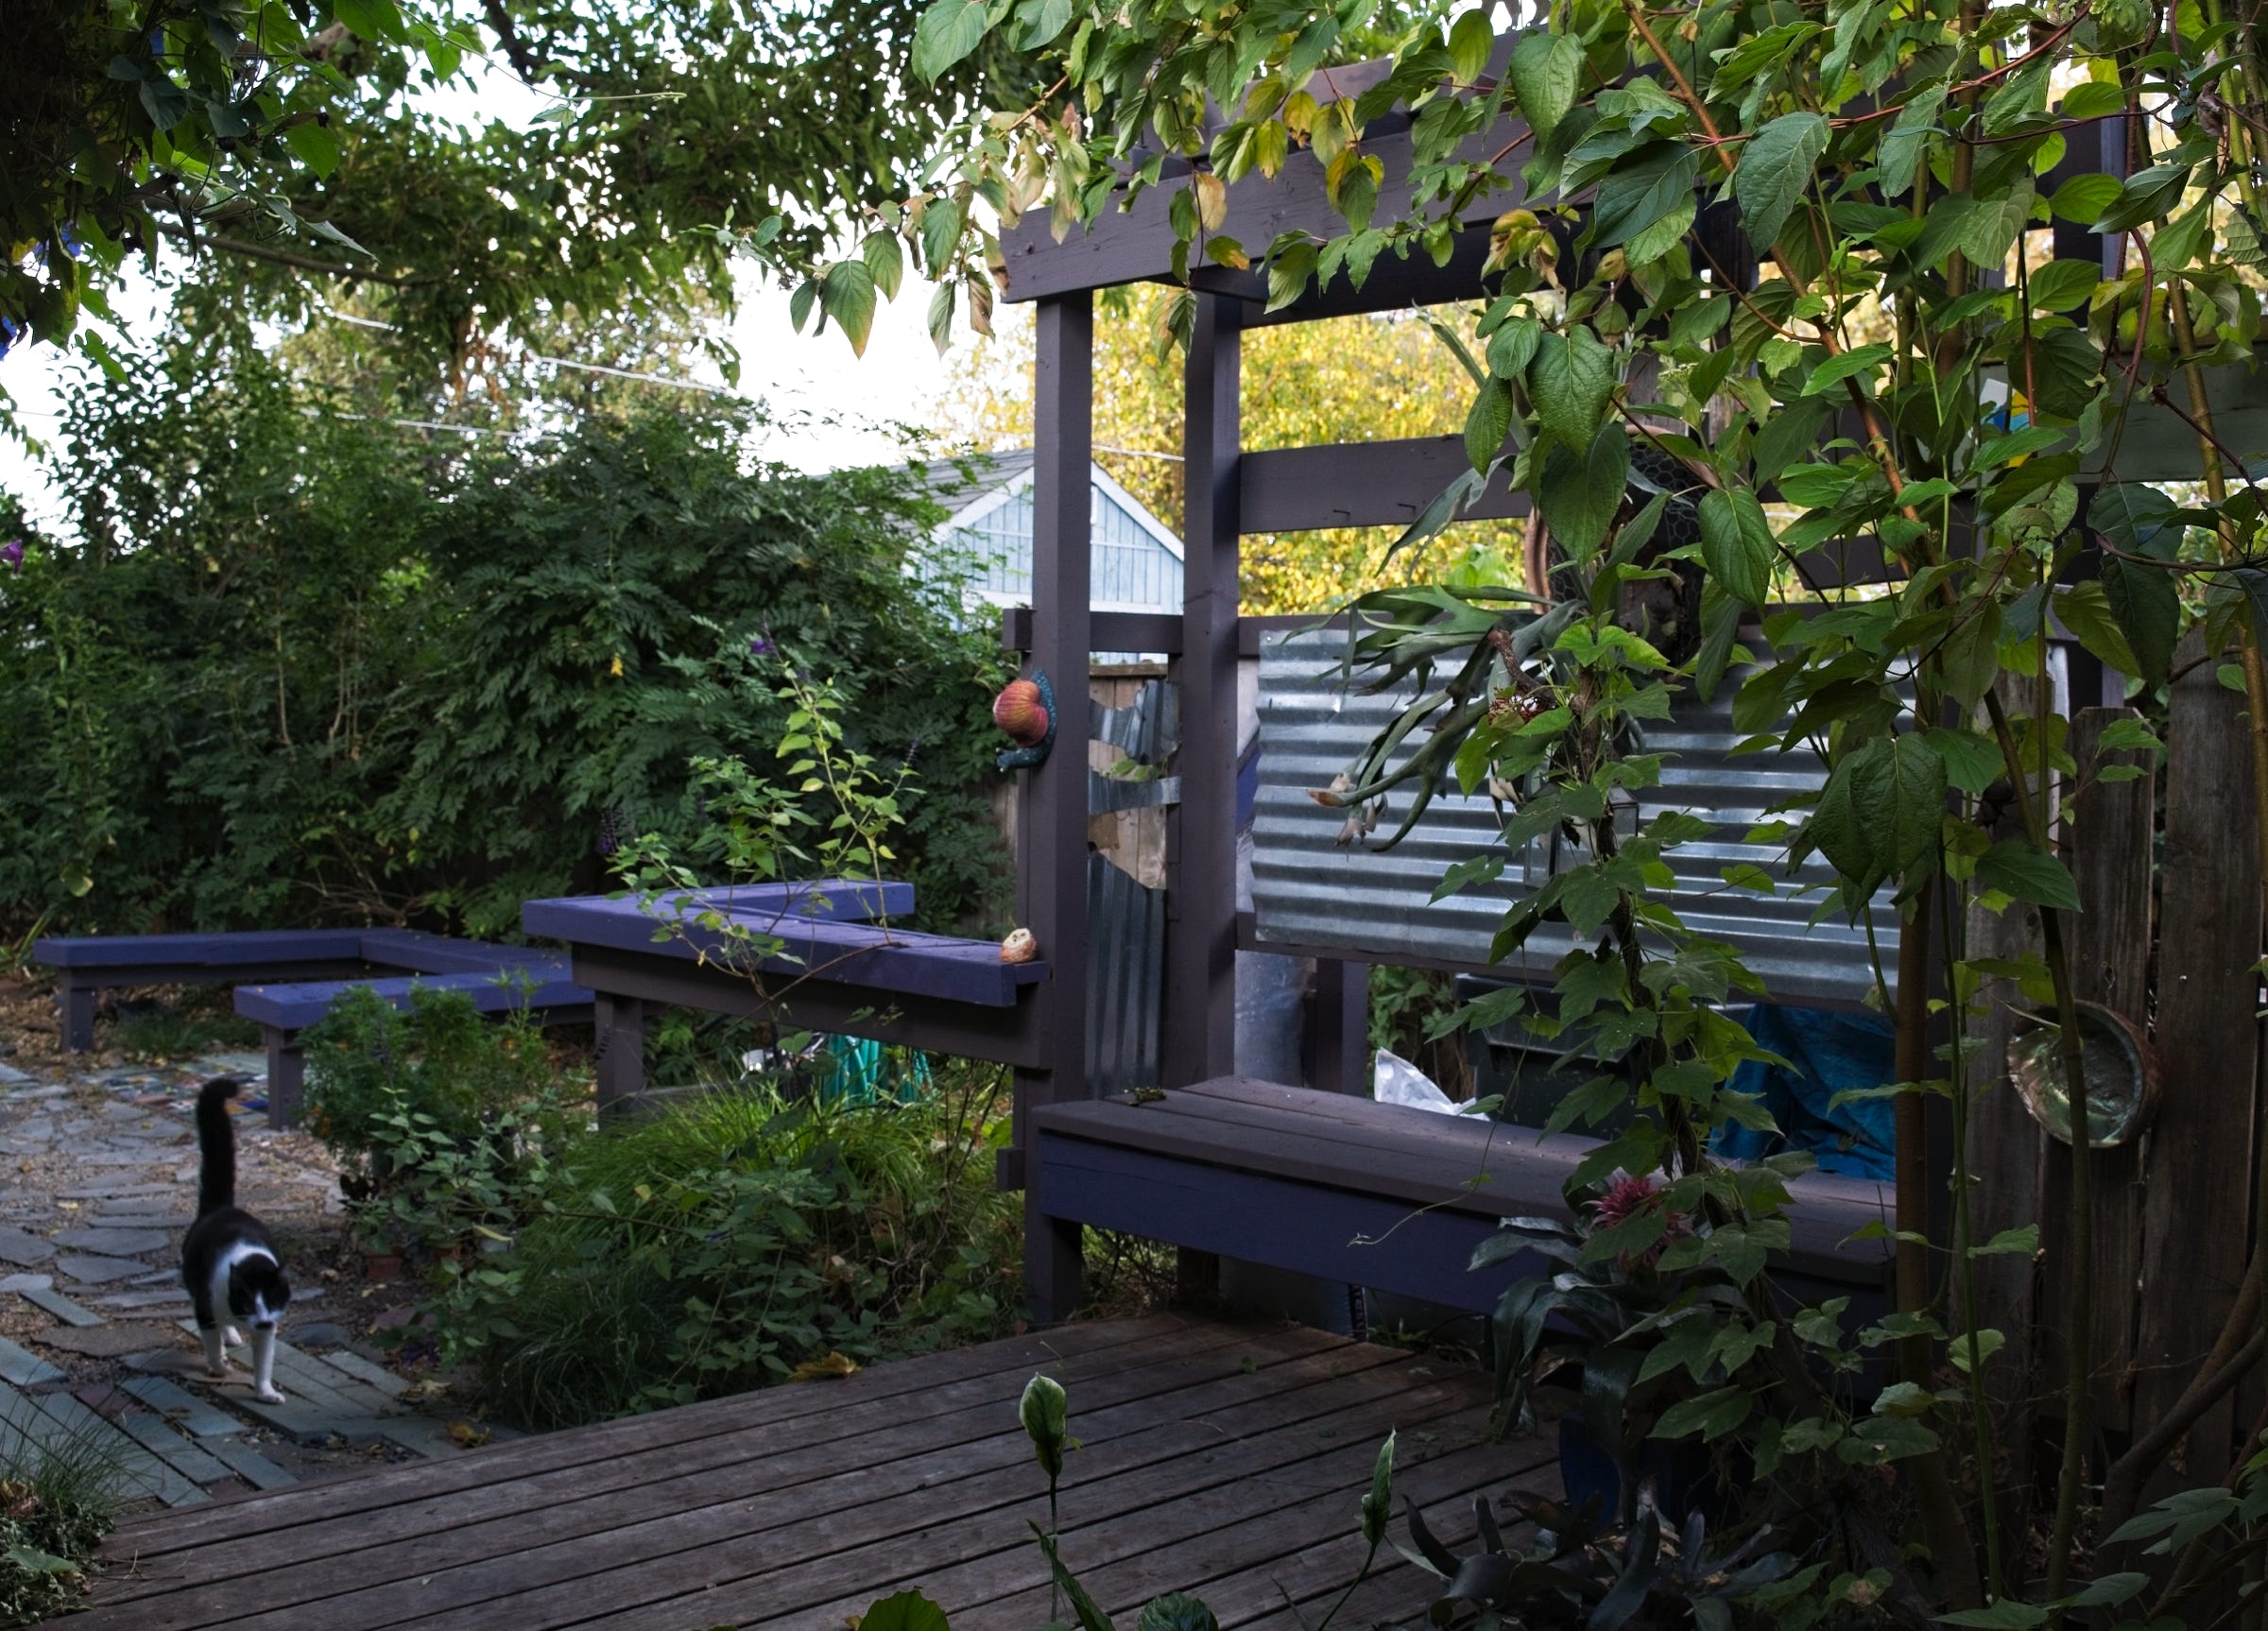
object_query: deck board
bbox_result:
[82,1317,1540,1631]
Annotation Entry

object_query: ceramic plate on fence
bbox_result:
[2006,1001,2159,1148]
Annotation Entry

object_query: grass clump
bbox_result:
[0,1431,124,1624]
[432,1060,1019,1429]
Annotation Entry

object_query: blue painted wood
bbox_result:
[235,968,588,1031]
[523,891,1042,1008]
[357,928,530,976]
[33,930,363,970]
[652,881,918,922]
[1037,1137,1534,1313]
[1035,1135,1894,1321]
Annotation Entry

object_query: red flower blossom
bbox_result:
[1587,1172,1691,1270]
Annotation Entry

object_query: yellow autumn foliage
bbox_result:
[929,286,1530,614]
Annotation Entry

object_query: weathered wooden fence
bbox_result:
[1969,647,2264,1504]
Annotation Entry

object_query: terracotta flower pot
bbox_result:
[363,1251,404,1283]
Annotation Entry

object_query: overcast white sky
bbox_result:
[0,56,994,534]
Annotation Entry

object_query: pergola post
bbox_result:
[1164,292,1242,1090]
[1016,292,1094,1325]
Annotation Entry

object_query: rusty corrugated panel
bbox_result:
[1250,627,1894,1007]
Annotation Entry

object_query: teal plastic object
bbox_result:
[815,1035,933,1105]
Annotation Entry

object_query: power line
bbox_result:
[323,308,732,396]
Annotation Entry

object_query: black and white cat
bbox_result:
[180,1077,291,1404]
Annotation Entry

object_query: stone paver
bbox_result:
[54,1253,148,1284]
[0,1227,53,1266]
[53,1227,169,1254]
[22,1286,101,1327]
[36,1323,170,1358]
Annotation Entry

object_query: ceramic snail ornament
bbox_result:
[992,669,1058,771]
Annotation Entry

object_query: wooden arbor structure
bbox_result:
[987,31,2168,1327]
[989,43,1883,1325]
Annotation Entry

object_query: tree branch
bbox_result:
[152,220,431,286]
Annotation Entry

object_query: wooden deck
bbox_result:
[78,1313,1554,1630]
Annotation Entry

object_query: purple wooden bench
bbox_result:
[236,962,593,1129]
[30,927,589,1128]
[522,880,1045,1110]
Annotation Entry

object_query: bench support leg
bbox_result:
[264,1027,306,1130]
[60,981,96,1054]
[1025,1201,1084,1328]
[593,994,644,1116]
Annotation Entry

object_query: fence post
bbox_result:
[1164,292,1242,1091]
[2134,642,2261,1485]
[1013,292,1094,1325]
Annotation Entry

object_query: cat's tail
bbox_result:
[194,1076,244,1217]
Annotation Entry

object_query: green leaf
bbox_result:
[1017,0,1072,48]
[1924,727,2003,795]
[820,259,878,355]
[1699,488,1775,608]
[913,0,993,83]
[1735,112,1830,250]
[2234,566,2268,662]
[1813,734,1946,892]
[1975,840,2081,910]
[861,1591,954,1631]
[1465,377,1514,473]
[1448,9,1493,82]
[1878,86,1946,199]
[1362,1432,1396,1547]
[2052,583,2140,678]
[1020,1373,1069,1479]
[1591,143,1700,252]
[1652,1385,1754,1442]
[284,119,342,179]
[2050,172,2123,224]
[1137,1595,1220,1631]
[1486,317,1540,381]
[1539,427,1627,557]
[2026,258,2103,313]
[1939,1600,2051,1629]
[1973,1224,2040,1255]
[1528,326,1615,455]
[333,0,404,40]
[920,197,965,274]
[1508,32,1581,141]
[2100,554,2179,687]
[1264,238,1317,313]
[861,232,904,301]
[1804,343,1893,398]
[2093,163,2193,234]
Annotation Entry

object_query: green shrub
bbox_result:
[301,987,571,1249]
[433,1068,1019,1428]
[0,350,1012,941]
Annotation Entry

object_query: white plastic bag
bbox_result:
[1373,1049,1457,1115]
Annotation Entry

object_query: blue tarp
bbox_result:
[1711,1004,1898,1179]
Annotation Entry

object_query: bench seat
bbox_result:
[238,967,593,1130]
[1031,1076,1894,1316]
[523,889,1041,1009]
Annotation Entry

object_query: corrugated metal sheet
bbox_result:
[1087,850,1166,1093]
[1249,627,1896,1007]
[1086,678,1175,1094]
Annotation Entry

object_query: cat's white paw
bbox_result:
[224,1328,244,1348]
[253,1385,285,1405]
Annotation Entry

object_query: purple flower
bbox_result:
[748,636,773,657]
[1,541,22,572]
